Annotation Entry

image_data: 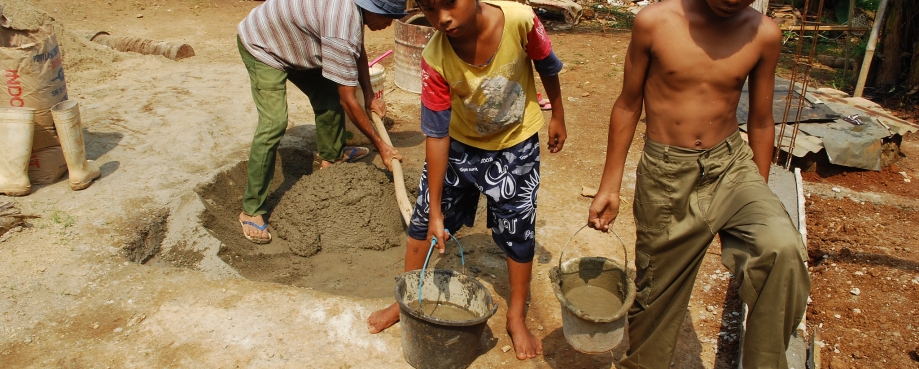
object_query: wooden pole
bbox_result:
[854,0,890,97]
[370,112,413,225]
[779,25,870,32]
[911,41,919,94]
[843,0,856,78]
[750,0,768,14]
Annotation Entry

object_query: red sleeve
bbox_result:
[526,15,552,60]
[420,58,451,111]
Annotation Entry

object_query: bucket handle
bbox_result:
[558,224,629,273]
[417,229,466,304]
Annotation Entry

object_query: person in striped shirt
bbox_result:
[236,0,407,244]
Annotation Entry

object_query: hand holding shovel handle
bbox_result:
[370,112,413,225]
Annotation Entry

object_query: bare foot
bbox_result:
[238,212,271,243]
[367,302,400,334]
[507,316,542,360]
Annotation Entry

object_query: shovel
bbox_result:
[370,112,413,225]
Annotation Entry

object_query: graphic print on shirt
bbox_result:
[453,58,527,136]
[465,75,526,136]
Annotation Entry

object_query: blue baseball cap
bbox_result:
[354,0,408,19]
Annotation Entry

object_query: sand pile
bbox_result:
[271,163,405,257]
[3,0,116,74]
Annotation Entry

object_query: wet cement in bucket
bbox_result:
[564,285,623,318]
[552,257,634,321]
[408,300,480,321]
[197,148,417,298]
[550,254,636,353]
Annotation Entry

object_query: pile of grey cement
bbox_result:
[270,163,405,257]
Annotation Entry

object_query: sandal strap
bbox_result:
[241,220,268,231]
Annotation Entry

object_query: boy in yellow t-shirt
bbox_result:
[367,0,566,360]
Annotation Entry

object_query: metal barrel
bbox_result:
[394,13,435,94]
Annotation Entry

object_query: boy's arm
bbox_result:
[746,18,782,182]
[540,74,565,153]
[527,14,566,153]
[587,11,654,232]
[425,135,451,252]
[419,59,453,251]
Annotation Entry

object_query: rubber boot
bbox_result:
[0,107,35,196]
[50,101,100,190]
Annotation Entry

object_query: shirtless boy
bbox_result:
[587,0,811,367]
[367,0,567,361]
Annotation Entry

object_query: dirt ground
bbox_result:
[1,0,917,368]
[799,132,919,369]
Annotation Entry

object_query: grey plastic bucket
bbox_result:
[549,226,636,353]
[395,268,498,369]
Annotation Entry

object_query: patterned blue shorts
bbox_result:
[407,135,540,263]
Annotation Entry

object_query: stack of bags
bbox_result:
[0,7,99,196]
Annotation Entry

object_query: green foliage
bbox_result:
[50,209,75,229]
[830,0,885,24]
[834,2,850,24]
[853,37,868,57]
[856,0,880,12]
[592,5,635,29]
[830,73,852,91]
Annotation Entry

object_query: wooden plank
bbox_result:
[779,25,870,32]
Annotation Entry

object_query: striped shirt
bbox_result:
[237,0,363,86]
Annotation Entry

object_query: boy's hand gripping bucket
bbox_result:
[394,233,498,369]
[550,225,637,353]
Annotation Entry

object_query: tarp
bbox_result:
[737,77,916,171]
[796,118,889,171]
[736,76,837,124]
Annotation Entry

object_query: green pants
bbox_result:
[621,130,811,369]
[238,37,347,216]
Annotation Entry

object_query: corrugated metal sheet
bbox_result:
[737,78,918,171]
[737,77,838,124]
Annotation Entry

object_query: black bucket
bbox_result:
[395,268,498,369]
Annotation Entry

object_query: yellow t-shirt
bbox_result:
[420,1,551,150]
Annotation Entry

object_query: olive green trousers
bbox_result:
[621,130,811,369]
[238,37,346,216]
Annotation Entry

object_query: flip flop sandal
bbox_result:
[239,219,272,244]
[537,93,552,110]
[340,146,370,163]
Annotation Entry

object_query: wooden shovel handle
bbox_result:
[370,112,413,225]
